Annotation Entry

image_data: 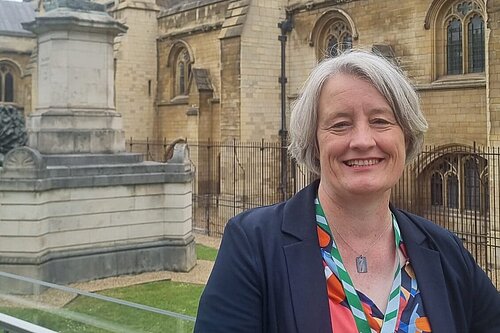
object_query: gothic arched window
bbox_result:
[425,150,488,213]
[175,49,191,96]
[310,10,357,61]
[325,21,353,58]
[0,64,15,103]
[426,0,485,79]
[167,42,194,99]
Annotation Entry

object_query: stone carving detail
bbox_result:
[170,143,189,163]
[3,147,44,170]
[167,142,192,172]
[164,137,186,161]
[0,105,28,165]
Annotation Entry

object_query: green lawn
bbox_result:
[195,243,218,261]
[1,280,204,333]
[0,242,218,333]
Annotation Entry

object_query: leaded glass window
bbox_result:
[447,174,459,209]
[178,62,185,95]
[342,34,353,51]
[327,36,339,57]
[468,15,485,73]
[325,21,352,58]
[174,48,191,97]
[426,151,488,213]
[440,1,485,76]
[0,64,14,103]
[447,18,462,75]
[431,172,443,206]
[464,158,480,210]
[4,72,13,102]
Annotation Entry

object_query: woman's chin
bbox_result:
[345,184,392,197]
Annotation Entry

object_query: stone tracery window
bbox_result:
[444,1,484,75]
[325,21,353,57]
[310,10,357,61]
[167,42,193,99]
[175,48,191,96]
[0,64,15,103]
[428,0,485,79]
[428,152,488,213]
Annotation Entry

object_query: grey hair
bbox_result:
[289,49,428,175]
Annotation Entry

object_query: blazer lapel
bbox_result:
[282,181,332,333]
[393,209,457,333]
[280,185,456,332]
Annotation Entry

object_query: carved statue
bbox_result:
[0,105,28,166]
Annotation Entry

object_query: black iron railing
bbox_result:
[127,139,500,288]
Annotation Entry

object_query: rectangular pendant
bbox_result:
[356,255,368,273]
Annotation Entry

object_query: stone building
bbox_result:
[1,0,499,241]
[0,0,36,117]
[0,0,496,145]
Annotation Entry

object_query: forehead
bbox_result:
[321,73,376,95]
[318,73,392,113]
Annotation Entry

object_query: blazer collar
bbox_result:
[282,179,320,240]
[282,180,333,333]
[392,208,457,333]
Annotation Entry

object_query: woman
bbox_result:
[194,50,500,332]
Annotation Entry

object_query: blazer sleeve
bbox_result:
[194,218,263,333]
[459,236,500,332]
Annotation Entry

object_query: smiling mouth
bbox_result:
[345,159,382,167]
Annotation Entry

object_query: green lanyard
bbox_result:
[315,198,402,333]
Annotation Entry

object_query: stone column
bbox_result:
[23,0,127,154]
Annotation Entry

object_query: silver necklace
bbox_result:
[330,219,393,274]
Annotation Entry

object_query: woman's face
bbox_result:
[316,73,406,200]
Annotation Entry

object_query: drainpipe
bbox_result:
[278,13,293,200]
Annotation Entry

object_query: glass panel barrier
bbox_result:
[0,271,195,333]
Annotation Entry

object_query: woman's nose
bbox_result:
[349,125,376,149]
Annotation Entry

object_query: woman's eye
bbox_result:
[331,122,350,130]
[372,118,391,125]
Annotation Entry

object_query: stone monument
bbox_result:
[0,0,195,293]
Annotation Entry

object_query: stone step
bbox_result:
[43,153,144,166]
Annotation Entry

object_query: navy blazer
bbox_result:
[194,181,500,332]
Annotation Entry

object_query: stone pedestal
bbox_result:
[0,144,195,293]
[0,1,196,293]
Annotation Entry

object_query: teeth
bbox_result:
[346,159,380,167]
